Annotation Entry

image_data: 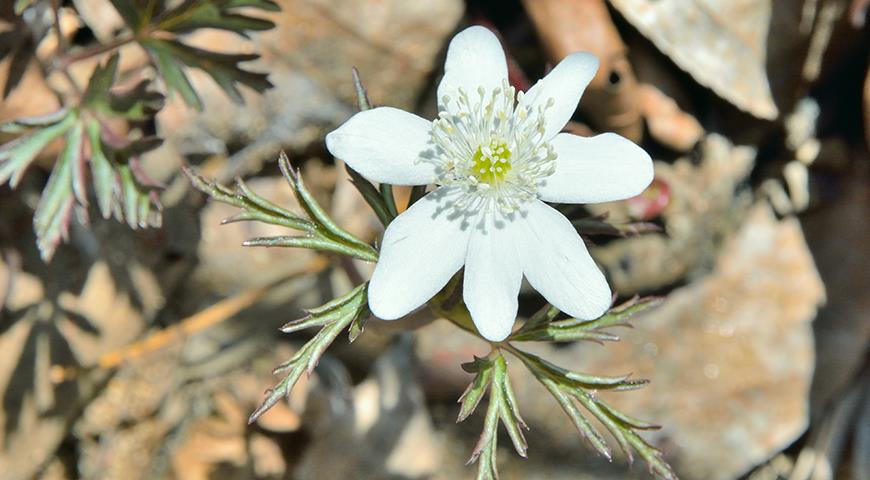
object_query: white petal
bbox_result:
[538,132,654,204]
[437,26,508,113]
[521,52,599,140]
[369,186,471,319]
[325,107,435,186]
[463,213,523,341]
[518,200,611,320]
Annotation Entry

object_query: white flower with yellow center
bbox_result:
[326,26,653,341]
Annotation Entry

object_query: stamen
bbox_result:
[428,80,557,215]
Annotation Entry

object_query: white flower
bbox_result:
[326,26,653,341]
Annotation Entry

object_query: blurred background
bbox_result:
[0,0,868,479]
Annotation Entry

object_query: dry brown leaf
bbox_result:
[610,0,779,120]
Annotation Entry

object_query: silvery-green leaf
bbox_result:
[249,283,369,424]
[86,121,115,218]
[460,353,529,480]
[157,0,278,35]
[0,111,77,187]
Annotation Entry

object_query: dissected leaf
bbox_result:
[185,159,377,261]
[0,111,78,187]
[82,53,121,107]
[1,109,71,134]
[67,123,88,206]
[141,38,271,109]
[242,235,375,261]
[184,166,313,231]
[509,345,676,480]
[459,353,528,480]
[83,55,165,120]
[108,0,154,33]
[510,296,663,343]
[458,356,494,422]
[249,283,369,424]
[345,165,393,226]
[140,38,200,108]
[2,108,163,258]
[340,68,396,226]
[33,127,81,261]
[117,162,160,229]
[86,121,115,218]
[277,152,376,259]
[107,80,165,120]
[155,0,279,35]
[280,283,367,334]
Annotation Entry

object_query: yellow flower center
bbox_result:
[471,140,512,185]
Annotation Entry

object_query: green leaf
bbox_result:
[457,357,494,422]
[347,307,368,343]
[66,123,88,206]
[86,121,115,218]
[379,183,398,218]
[155,0,278,35]
[341,67,397,227]
[117,163,161,229]
[115,136,164,158]
[352,67,372,110]
[105,79,165,120]
[82,53,121,107]
[510,296,663,343]
[108,0,153,33]
[345,165,393,226]
[184,165,314,231]
[249,283,369,424]
[141,38,271,109]
[33,127,80,261]
[186,155,377,261]
[0,111,77,187]
[0,109,70,134]
[140,38,202,108]
[242,235,376,262]
[280,283,367,334]
[508,345,677,480]
[458,352,528,480]
[408,184,427,208]
[278,152,376,258]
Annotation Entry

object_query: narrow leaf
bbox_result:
[108,0,148,32]
[250,282,369,424]
[157,0,277,34]
[463,352,529,479]
[33,145,75,261]
[142,38,270,107]
[183,165,314,231]
[278,152,375,256]
[66,123,88,206]
[87,121,115,218]
[243,235,378,262]
[82,53,120,107]
[345,164,393,226]
[141,39,201,109]
[457,357,494,422]
[0,111,77,187]
[0,109,70,133]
